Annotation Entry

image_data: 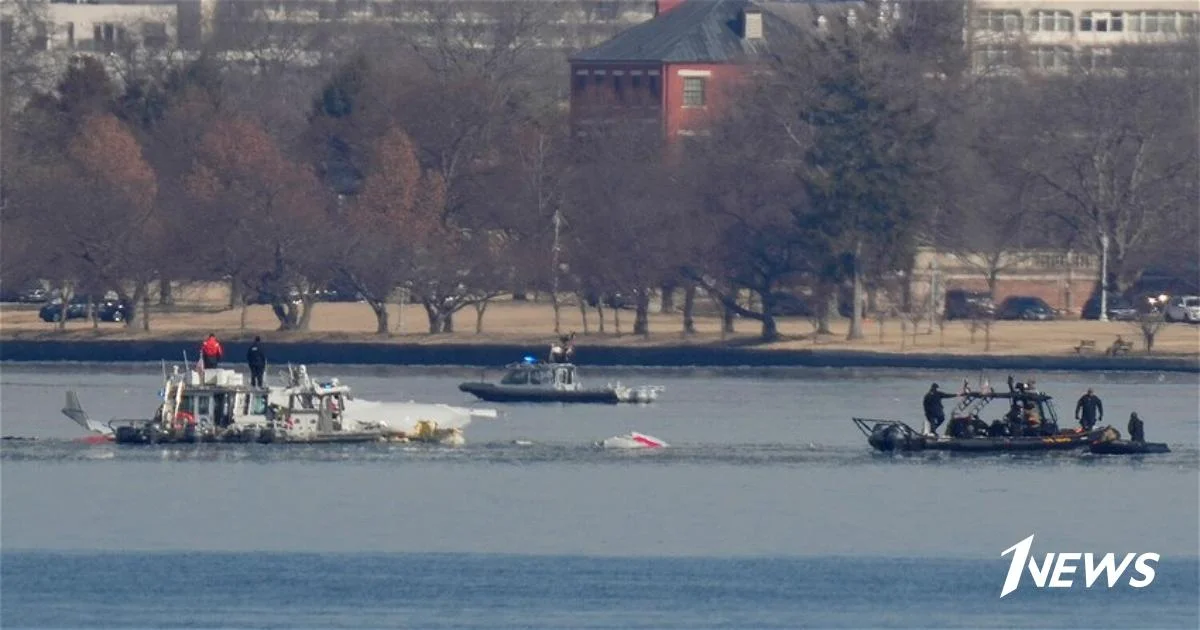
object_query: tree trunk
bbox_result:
[682,283,696,335]
[633,290,650,336]
[721,302,735,335]
[596,303,605,334]
[370,300,390,336]
[240,301,249,329]
[759,291,779,341]
[297,296,315,331]
[817,286,834,335]
[660,283,676,313]
[847,243,864,341]
[129,282,148,330]
[229,279,242,311]
[474,300,489,334]
[273,301,300,331]
[578,297,589,334]
[158,278,174,306]
[552,291,561,335]
[612,305,621,336]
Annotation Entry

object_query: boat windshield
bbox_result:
[501,369,529,385]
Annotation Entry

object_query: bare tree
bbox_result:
[1014,43,1199,294]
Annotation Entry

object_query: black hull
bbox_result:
[1089,440,1170,455]
[862,420,1107,453]
[458,382,619,404]
[925,432,1098,452]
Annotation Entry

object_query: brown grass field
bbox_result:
[2,282,1197,358]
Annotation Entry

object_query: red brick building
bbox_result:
[568,0,803,143]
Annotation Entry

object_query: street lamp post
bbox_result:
[1099,233,1109,323]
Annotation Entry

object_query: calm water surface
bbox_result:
[2,363,1197,628]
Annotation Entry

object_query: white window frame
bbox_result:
[682,77,706,107]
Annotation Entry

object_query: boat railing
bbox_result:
[852,417,920,438]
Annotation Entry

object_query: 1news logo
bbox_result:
[1000,534,1159,598]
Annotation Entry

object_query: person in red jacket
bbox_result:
[200,333,223,369]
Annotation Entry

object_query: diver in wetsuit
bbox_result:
[923,383,959,436]
[1075,388,1103,431]
[1128,412,1145,442]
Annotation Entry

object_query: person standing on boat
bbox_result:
[922,383,959,436]
[1075,388,1103,431]
[1128,412,1145,442]
[200,333,223,369]
[247,336,267,388]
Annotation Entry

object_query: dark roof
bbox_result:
[569,0,804,64]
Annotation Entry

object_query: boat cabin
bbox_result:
[956,390,1063,431]
[165,368,271,428]
[499,359,579,390]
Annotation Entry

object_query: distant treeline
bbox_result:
[1,1,1196,340]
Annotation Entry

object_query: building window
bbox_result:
[1031,46,1072,70]
[1129,11,1194,33]
[1081,11,1123,32]
[0,19,12,51]
[613,74,624,102]
[975,10,1022,33]
[682,77,705,107]
[648,75,660,100]
[1029,10,1072,32]
[574,73,587,94]
[1084,47,1112,70]
[142,22,167,48]
[972,45,1016,69]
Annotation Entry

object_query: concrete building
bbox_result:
[967,0,1199,72]
[0,0,183,52]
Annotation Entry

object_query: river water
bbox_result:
[1,363,1197,628]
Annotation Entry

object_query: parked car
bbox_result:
[944,289,995,320]
[0,282,49,303]
[39,295,93,322]
[996,296,1056,321]
[96,300,130,323]
[1164,295,1200,323]
[1080,295,1138,321]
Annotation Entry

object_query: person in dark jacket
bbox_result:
[923,383,959,436]
[1127,412,1145,442]
[246,336,267,388]
[1075,388,1103,430]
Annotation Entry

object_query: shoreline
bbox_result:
[1,338,1196,373]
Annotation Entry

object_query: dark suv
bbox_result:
[997,296,1056,321]
[944,290,995,320]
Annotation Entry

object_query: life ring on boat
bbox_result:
[173,410,196,429]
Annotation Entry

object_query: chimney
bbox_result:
[742,8,764,39]
[656,0,686,16]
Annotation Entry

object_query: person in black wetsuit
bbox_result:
[923,383,959,436]
[246,336,267,388]
[1075,388,1103,431]
[1127,412,1145,442]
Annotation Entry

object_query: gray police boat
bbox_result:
[458,357,663,404]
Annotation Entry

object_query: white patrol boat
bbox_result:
[61,363,497,445]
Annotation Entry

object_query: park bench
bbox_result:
[1073,339,1096,354]
[1106,338,1134,356]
